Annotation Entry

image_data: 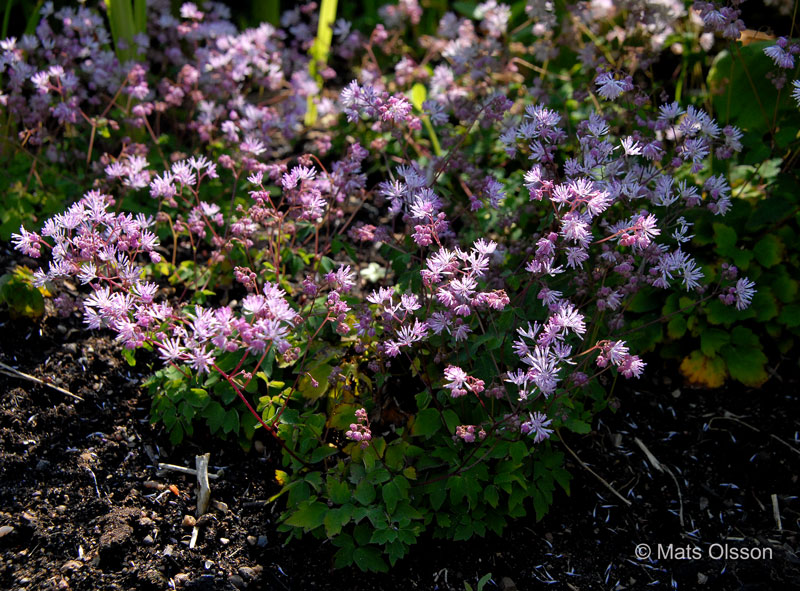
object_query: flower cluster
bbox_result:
[346,408,372,449]
[5,3,776,553]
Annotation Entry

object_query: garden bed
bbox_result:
[1,296,797,591]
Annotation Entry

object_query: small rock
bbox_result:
[172,573,190,587]
[36,460,51,471]
[64,343,78,354]
[143,481,164,490]
[697,572,708,584]
[0,525,14,538]
[246,535,257,546]
[671,388,681,398]
[256,535,268,547]
[501,577,518,591]
[699,497,709,511]
[228,574,246,589]
[213,501,229,513]
[253,440,265,453]
[142,535,154,546]
[238,566,257,581]
[60,560,82,574]
[219,537,230,545]
[181,515,196,528]
[56,505,67,514]
[163,545,174,557]
[139,517,154,527]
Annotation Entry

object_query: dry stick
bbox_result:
[157,462,221,480]
[707,413,800,458]
[0,361,84,401]
[771,494,783,531]
[557,429,632,507]
[190,453,211,550]
[634,437,684,527]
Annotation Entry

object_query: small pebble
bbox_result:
[56,505,67,514]
[0,525,14,538]
[219,537,230,545]
[257,535,268,547]
[181,515,196,528]
[163,545,174,557]
[60,560,82,573]
[143,535,154,546]
[213,501,229,513]
[173,573,190,586]
[253,440,265,453]
[246,535,257,546]
[238,566,257,580]
[228,574,246,589]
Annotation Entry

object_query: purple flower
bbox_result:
[521,412,553,443]
[734,278,756,310]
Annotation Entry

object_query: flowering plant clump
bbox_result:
[5,0,799,572]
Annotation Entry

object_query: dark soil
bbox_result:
[1,279,799,590]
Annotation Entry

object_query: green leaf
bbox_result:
[667,315,687,339]
[564,417,591,434]
[204,401,226,433]
[284,501,327,530]
[298,363,332,401]
[713,223,737,257]
[708,41,799,132]
[411,408,441,438]
[324,504,353,538]
[327,478,352,505]
[311,445,339,464]
[484,484,500,508]
[779,304,800,328]
[773,274,798,303]
[752,290,779,322]
[448,475,466,506]
[354,480,376,505]
[353,546,388,573]
[753,235,784,268]
[381,481,403,514]
[442,409,460,434]
[185,388,209,408]
[721,344,768,387]
[730,326,759,348]
[700,328,731,357]
[429,486,446,511]
[385,442,407,471]
[222,409,239,434]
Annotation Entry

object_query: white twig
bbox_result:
[190,454,211,550]
[157,462,220,480]
[771,494,783,531]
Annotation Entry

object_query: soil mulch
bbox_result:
[1,295,799,590]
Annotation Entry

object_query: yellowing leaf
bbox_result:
[679,350,728,388]
[410,83,427,111]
